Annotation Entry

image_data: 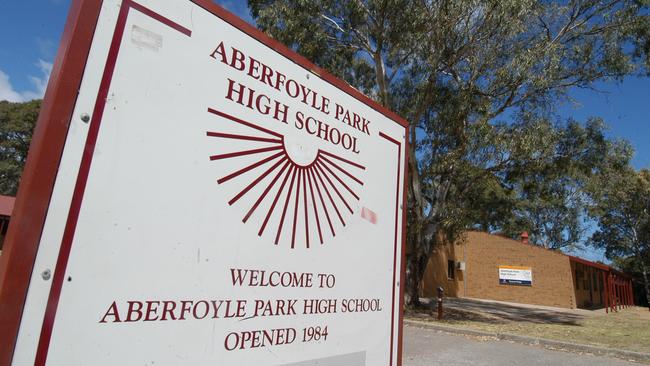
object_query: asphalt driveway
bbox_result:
[403,324,641,366]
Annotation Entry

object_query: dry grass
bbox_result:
[406,306,650,354]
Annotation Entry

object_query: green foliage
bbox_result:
[589,168,650,304]
[590,168,650,258]
[0,100,40,196]
[248,0,649,305]
[613,255,650,306]
[476,118,634,250]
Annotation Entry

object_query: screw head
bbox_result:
[80,113,90,123]
[41,269,52,281]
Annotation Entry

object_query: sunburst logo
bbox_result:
[207,108,365,248]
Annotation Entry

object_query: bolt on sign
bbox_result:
[0,0,408,365]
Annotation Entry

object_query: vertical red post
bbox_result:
[436,287,444,320]
[602,271,609,313]
[627,280,634,306]
[618,279,622,310]
[618,279,625,309]
[609,273,616,311]
[608,273,612,313]
[609,273,618,311]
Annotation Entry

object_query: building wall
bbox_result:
[423,232,578,308]
[465,232,576,308]
[421,239,465,298]
[571,261,605,308]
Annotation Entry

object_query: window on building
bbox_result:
[447,260,455,280]
[575,269,582,290]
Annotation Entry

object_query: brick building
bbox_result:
[422,231,634,310]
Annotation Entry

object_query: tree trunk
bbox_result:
[405,250,429,308]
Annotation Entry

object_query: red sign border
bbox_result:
[0,0,409,365]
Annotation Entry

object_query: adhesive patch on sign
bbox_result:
[131,24,163,52]
[361,207,378,224]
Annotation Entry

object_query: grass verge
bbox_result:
[406,306,650,354]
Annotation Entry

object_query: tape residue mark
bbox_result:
[131,24,162,52]
[361,207,378,224]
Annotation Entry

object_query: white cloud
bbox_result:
[0,70,25,102]
[0,59,52,102]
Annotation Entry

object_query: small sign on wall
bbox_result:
[498,266,533,286]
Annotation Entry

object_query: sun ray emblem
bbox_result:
[206,107,365,248]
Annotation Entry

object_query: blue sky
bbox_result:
[0,1,648,262]
[1,1,647,168]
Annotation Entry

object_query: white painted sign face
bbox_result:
[498,266,533,286]
[11,0,406,365]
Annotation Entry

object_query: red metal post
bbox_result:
[609,273,613,312]
[618,279,623,310]
[618,279,626,309]
[617,279,620,309]
[609,273,618,311]
[607,273,611,313]
[602,271,609,313]
[616,279,621,310]
[436,287,444,320]
[627,280,634,306]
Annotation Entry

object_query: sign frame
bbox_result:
[0,0,409,365]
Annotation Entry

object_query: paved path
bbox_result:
[418,297,595,324]
[403,324,640,366]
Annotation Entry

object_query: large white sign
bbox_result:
[10,0,406,365]
[498,266,533,286]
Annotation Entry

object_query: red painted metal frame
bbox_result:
[569,255,637,312]
[378,131,405,366]
[0,0,409,365]
[32,2,191,365]
[0,1,104,364]
[568,255,610,272]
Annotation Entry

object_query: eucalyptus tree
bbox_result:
[491,118,634,251]
[590,168,650,309]
[0,100,40,196]
[248,0,649,306]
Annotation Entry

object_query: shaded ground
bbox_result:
[403,324,641,366]
[406,297,650,354]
